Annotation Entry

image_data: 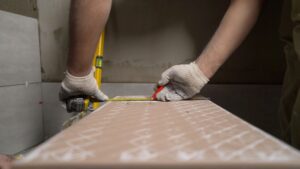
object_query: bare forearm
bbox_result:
[196,0,263,78]
[67,0,112,76]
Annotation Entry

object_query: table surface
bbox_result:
[14,97,300,169]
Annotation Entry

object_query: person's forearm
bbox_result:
[196,0,263,78]
[67,0,112,76]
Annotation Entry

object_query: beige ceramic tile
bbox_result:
[14,98,300,169]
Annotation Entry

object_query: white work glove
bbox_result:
[156,62,209,101]
[59,68,108,101]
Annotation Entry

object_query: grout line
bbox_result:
[0,81,41,88]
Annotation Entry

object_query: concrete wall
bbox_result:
[0,11,43,154]
[37,0,70,81]
[37,0,285,84]
[0,0,38,18]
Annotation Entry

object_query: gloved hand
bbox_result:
[59,68,108,101]
[156,62,209,101]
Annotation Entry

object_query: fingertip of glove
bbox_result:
[157,80,163,86]
[155,91,163,101]
[99,95,109,102]
[156,88,169,102]
[94,90,109,101]
[158,79,167,86]
[158,95,167,102]
[166,93,183,101]
[103,95,109,101]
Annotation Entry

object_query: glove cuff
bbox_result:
[61,67,96,94]
[190,62,209,86]
[65,67,95,82]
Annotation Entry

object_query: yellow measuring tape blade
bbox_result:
[107,97,153,101]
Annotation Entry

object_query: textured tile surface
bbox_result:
[16,99,300,169]
[0,10,41,86]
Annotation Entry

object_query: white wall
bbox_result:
[0,11,43,154]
